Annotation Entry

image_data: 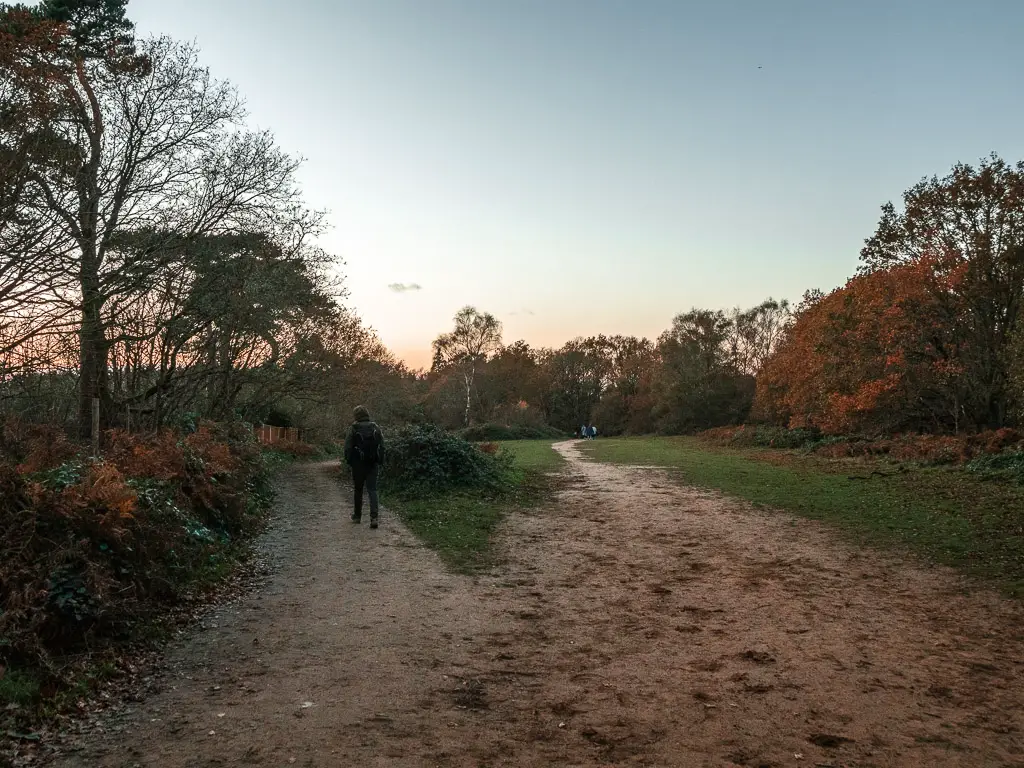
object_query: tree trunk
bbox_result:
[73,54,109,440]
[78,270,109,439]
[212,330,234,419]
[463,370,472,427]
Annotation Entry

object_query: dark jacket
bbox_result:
[343,419,385,466]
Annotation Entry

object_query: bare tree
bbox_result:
[0,6,411,440]
[13,33,313,436]
[432,306,503,427]
[728,298,792,375]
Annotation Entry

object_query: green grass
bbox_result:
[495,439,566,472]
[583,436,1024,596]
[386,493,506,573]
[386,440,564,574]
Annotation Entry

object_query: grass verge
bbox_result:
[582,436,1024,596]
[384,439,564,574]
[494,439,567,473]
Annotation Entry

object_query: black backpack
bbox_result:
[350,425,383,465]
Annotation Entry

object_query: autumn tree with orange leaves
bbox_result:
[753,262,969,434]
[859,154,1024,429]
[756,155,1024,434]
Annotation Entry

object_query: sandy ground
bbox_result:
[47,442,1024,767]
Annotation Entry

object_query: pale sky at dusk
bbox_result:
[131,0,1024,369]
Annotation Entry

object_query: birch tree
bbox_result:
[431,306,502,427]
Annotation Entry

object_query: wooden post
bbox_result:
[91,397,100,458]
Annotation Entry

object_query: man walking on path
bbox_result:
[343,405,385,529]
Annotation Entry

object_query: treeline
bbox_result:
[0,0,414,443]
[426,156,1024,438]
[422,300,791,435]
[4,2,1021,449]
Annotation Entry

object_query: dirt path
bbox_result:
[49,444,1024,767]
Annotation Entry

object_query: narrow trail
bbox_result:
[50,444,1024,767]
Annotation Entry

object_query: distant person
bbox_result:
[343,405,385,529]
[580,424,587,440]
[589,425,598,439]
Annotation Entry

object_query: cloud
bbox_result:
[388,283,422,293]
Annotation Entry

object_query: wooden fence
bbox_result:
[254,425,303,446]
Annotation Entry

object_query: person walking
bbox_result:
[343,405,385,529]
[589,425,598,440]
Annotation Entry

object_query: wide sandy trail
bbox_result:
[49,442,1024,767]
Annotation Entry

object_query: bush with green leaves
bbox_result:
[967,451,1024,483]
[705,425,823,450]
[380,425,516,496]
[460,423,565,442]
[750,426,822,449]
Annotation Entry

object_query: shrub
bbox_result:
[809,431,1023,466]
[0,419,77,473]
[381,425,515,496]
[886,435,968,465]
[460,423,565,442]
[699,426,743,444]
[703,426,1024,468]
[700,425,822,450]
[967,451,1024,483]
[0,421,273,715]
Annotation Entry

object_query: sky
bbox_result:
[129,0,1024,369]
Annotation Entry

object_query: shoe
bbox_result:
[369,519,379,529]
[350,514,361,524]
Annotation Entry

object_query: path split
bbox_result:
[49,442,1024,767]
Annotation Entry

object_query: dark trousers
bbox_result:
[352,462,379,520]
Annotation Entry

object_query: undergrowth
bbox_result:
[967,450,1024,484]
[459,422,566,442]
[701,425,1024,467]
[0,419,274,730]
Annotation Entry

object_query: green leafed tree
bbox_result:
[654,309,754,432]
[539,337,611,432]
[591,335,658,434]
[727,298,792,376]
[0,8,73,366]
[37,0,134,56]
[476,340,544,424]
[1010,325,1024,422]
